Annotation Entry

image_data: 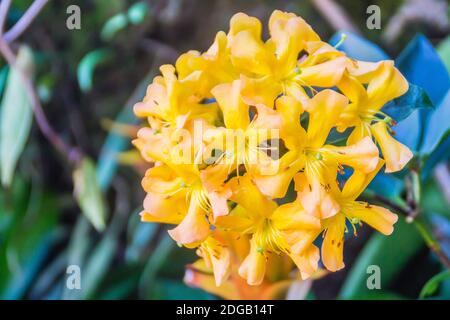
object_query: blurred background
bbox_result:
[0,0,449,300]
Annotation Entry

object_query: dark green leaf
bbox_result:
[339,218,423,299]
[383,83,434,123]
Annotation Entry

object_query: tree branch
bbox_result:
[310,0,361,35]
[4,0,49,43]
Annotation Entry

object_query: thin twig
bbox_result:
[0,0,12,35]
[434,163,450,206]
[0,1,81,164]
[310,0,361,35]
[4,0,49,43]
[370,186,450,270]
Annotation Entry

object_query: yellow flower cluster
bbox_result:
[133,11,412,290]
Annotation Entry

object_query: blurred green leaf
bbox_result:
[339,218,423,299]
[0,46,34,187]
[77,49,113,92]
[422,179,450,218]
[139,233,175,299]
[420,270,450,299]
[150,279,214,300]
[100,13,128,41]
[96,72,152,190]
[0,182,60,299]
[128,1,149,25]
[126,211,158,263]
[73,158,106,231]
[0,66,9,97]
[437,35,450,73]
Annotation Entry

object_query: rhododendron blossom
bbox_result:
[133,10,411,298]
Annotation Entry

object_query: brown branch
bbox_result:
[0,0,81,164]
[0,0,12,35]
[4,0,49,43]
[310,0,361,35]
[434,163,450,206]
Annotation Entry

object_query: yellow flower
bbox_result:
[253,90,379,219]
[132,9,409,293]
[337,61,413,172]
[134,64,218,129]
[215,175,321,285]
[296,159,398,271]
[228,11,350,107]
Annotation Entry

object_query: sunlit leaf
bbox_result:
[0,46,34,187]
[100,13,128,41]
[77,49,113,92]
[73,158,106,231]
[128,1,149,25]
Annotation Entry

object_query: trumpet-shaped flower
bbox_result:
[253,90,379,219]
[337,61,413,172]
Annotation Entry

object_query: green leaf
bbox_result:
[437,35,450,74]
[0,46,34,187]
[339,218,423,299]
[139,234,175,299]
[383,83,434,123]
[96,72,153,191]
[128,1,149,25]
[77,49,113,92]
[73,158,106,231]
[100,13,128,41]
[420,270,450,299]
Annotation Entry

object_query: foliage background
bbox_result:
[0,0,450,300]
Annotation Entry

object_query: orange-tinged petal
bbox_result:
[322,136,379,173]
[341,159,385,200]
[346,202,398,235]
[230,30,271,76]
[305,89,349,148]
[295,168,340,219]
[282,229,319,256]
[239,75,281,108]
[200,164,232,220]
[168,199,211,246]
[272,200,321,230]
[185,260,240,300]
[212,80,249,129]
[321,214,346,272]
[289,245,320,280]
[238,237,267,285]
[269,10,319,72]
[140,193,186,224]
[346,121,371,145]
[275,96,306,149]
[198,236,231,286]
[366,61,409,110]
[229,12,262,38]
[336,73,367,106]
[228,175,278,219]
[297,56,349,88]
[371,121,413,173]
[215,205,254,233]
